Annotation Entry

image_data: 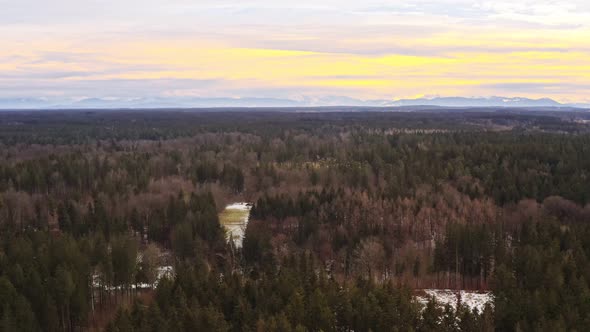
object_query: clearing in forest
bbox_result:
[219,202,252,248]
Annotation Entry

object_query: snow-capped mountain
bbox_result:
[0,96,586,110]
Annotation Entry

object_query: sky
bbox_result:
[2,0,590,104]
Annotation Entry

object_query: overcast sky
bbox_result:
[2,0,590,103]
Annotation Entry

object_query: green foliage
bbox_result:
[109,256,431,332]
[494,221,590,331]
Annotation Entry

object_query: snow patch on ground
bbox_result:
[415,289,493,313]
[225,202,252,211]
[93,265,174,290]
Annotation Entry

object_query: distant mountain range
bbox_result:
[0,96,588,109]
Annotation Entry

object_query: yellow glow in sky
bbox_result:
[2,0,590,104]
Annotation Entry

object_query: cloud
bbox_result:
[1,0,589,102]
[481,82,590,92]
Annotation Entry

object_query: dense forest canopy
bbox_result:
[0,109,590,331]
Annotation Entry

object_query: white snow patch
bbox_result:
[225,202,252,211]
[92,265,174,290]
[157,266,174,280]
[415,289,493,313]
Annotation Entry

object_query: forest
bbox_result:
[1,109,590,331]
